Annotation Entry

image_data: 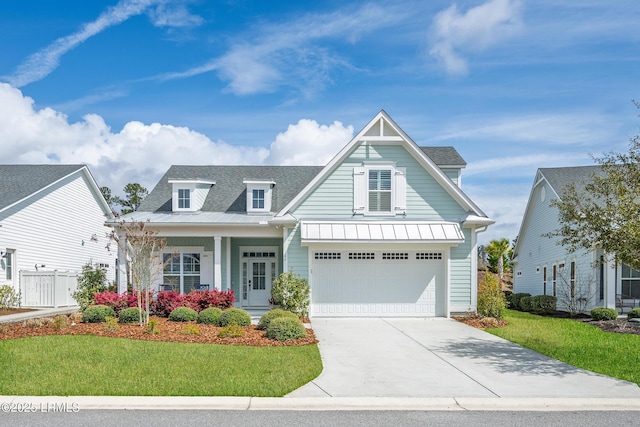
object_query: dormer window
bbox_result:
[168,178,216,212]
[252,189,265,209]
[244,180,275,213]
[178,189,191,209]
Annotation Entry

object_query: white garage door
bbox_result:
[310,249,445,317]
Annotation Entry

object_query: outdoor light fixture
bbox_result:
[34,264,46,271]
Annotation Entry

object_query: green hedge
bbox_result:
[265,317,307,341]
[119,307,145,324]
[628,308,640,320]
[82,305,115,323]
[218,308,251,327]
[590,307,618,321]
[169,306,198,322]
[532,295,556,315]
[197,307,223,325]
[257,309,299,330]
[511,293,531,311]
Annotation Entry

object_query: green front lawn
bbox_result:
[0,335,322,396]
[487,309,640,385]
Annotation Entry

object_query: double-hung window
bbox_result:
[368,169,392,213]
[178,189,190,209]
[252,189,265,209]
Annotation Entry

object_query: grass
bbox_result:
[0,335,322,396]
[486,309,640,385]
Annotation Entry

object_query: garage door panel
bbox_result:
[311,250,443,317]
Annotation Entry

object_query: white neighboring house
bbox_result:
[512,166,639,313]
[0,165,116,306]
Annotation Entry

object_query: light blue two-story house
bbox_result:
[115,111,493,317]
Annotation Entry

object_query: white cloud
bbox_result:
[0,84,356,196]
[0,83,268,195]
[162,3,402,96]
[266,119,354,166]
[429,0,523,75]
[2,0,203,88]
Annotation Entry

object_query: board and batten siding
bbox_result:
[0,172,115,291]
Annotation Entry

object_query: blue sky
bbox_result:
[1,0,639,244]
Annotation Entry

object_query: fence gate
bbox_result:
[19,271,78,307]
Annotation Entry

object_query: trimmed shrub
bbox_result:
[266,317,307,341]
[477,273,506,319]
[520,296,533,312]
[197,307,223,325]
[168,306,198,322]
[257,308,299,330]
[82,305,115,323]
[119,307,145,324]
[590,307,618,321]
[531,295,557,315]
[218,308,252,327]
[628,308,640,320]
[511,293,531,311]
[181,324,200,336]
[271,271,310,317]
[219,324,244,338]
[104,316,119,332]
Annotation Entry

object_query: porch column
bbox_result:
[214,236,222,290]
[282,227,289,272]
[604,259,616,309]
[116,228,128,293]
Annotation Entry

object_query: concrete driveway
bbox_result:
[287,318,640,398]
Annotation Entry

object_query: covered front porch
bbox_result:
[115,221,287,310]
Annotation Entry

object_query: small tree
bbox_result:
[477,272,507,319]
[271,271,310,317]
[109,220,165,325]
[72,263,108,311]
[555,265,596,317]
[486,238,512,281]
[113,183,148,215]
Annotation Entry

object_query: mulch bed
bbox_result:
[0,315,317,347]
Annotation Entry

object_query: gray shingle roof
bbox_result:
[138,148,467,213]
[420,147,466,167]
[137,165,325,213]
[0,164,85,211]
[539,166,604,198]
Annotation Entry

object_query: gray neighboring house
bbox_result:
[0,164,115,306]
[115,111,493,317]
[512,166,640,312]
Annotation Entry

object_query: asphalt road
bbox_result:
[2,410,640,427]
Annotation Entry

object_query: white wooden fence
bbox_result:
[19,270,78,307]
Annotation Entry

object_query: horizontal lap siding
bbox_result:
[0,173,115,290]
[450,229,472,308]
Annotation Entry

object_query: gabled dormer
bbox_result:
[243,179,275,213]
[168,179,216,212]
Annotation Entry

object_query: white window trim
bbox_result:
[354,163,406,216]
[244,180,275,213]
[171,183,196,211]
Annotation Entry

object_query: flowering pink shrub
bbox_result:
[152,291,187,317]
[93,290,155,314]
[152,289,235,316]
[186,289,235,311]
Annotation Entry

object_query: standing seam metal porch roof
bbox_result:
[300,221,465,243]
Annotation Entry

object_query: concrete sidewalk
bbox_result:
[287,318,640,399]
[0,306,79,324]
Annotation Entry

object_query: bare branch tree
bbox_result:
[109,220,166,326]
[555,264,596,317]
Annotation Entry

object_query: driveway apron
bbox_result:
[287,318,640,398]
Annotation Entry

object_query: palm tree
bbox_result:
[486,238,511,282]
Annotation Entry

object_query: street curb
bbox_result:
[2,396,640,411]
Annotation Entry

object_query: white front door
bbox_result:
[240,247,278,307]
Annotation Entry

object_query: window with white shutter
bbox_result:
[353,165,406,215]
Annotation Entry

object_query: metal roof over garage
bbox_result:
[300,221,465,243]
